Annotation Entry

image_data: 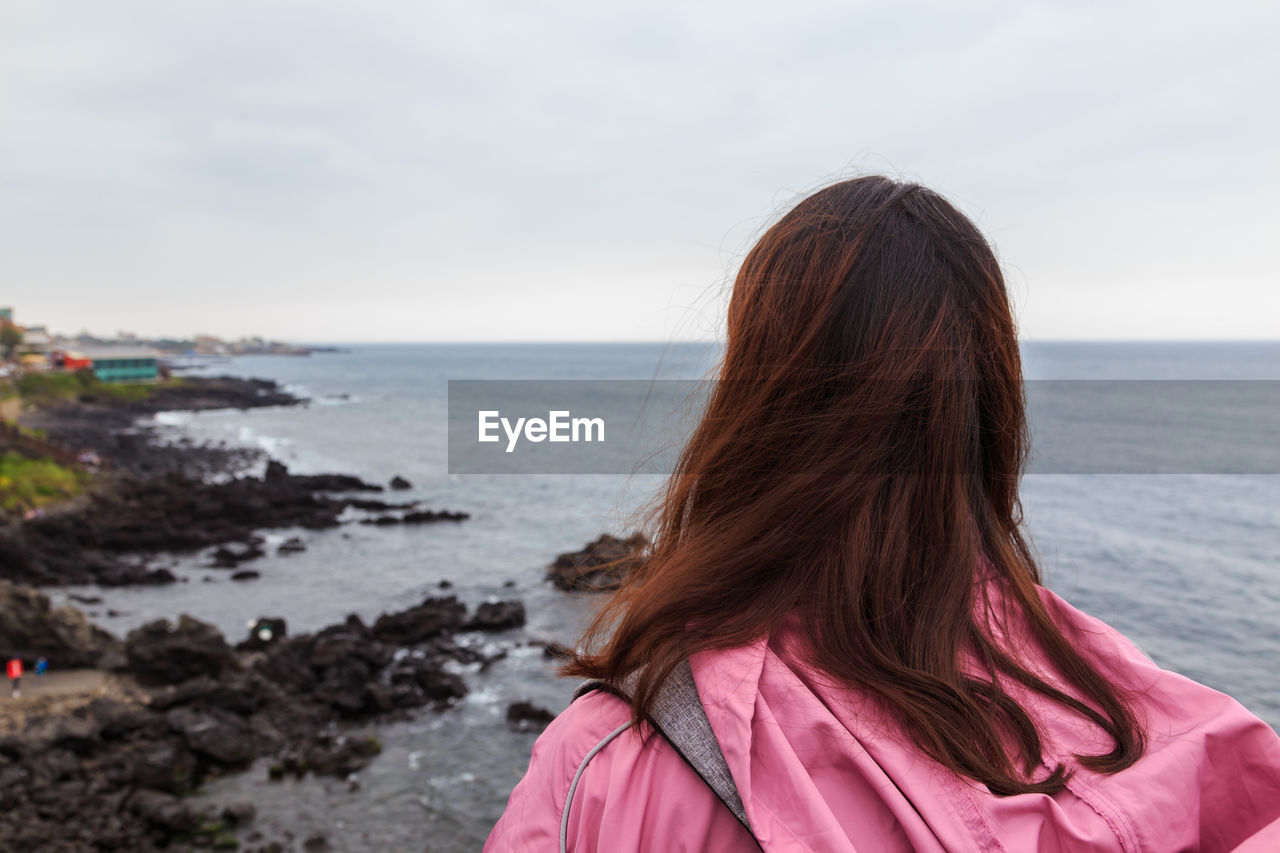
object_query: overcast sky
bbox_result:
[2,1,1276,342]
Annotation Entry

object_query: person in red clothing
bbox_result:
[6,657,22,699]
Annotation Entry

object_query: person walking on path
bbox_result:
[6,658,23,699]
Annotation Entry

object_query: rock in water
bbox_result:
[507,701,556,732]
[389,475,412,490]
[210,541,266,567]
[278,536,307,554]
[464,600,527,631]
[238,616,287,651]
[265,459,383,492]
[546,533,648,591]
[221,800,256,826]
[370,596,466,645]
[124,615,235,684]
[402,509,469,523]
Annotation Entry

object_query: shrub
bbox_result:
[0,452,87,514]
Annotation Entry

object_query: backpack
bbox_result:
[567,659,761,851]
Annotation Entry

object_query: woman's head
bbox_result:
[727,175,1020,395]
[713,175,1026,547]
[567,176,1142,795]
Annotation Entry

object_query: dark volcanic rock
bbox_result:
[0,458,465,587]
[359,508,470,526]
[50,717,102,754]
[403,509,468,523]
[265,460,382,492]
[347,498,415,511]
[130,789,200,833]
[371,596,466,645]
[237,617,287,652]
[389,475,412,490]
[16,375,301,481]
[277,536,307,554]
[104,737,199,793]
[230,569,261,581]
[0,373,472,590]
[507,701,556,732]
[302,733,382,777]
[547,533,648,591]
[316,657,378,715]
[0,580,124,668]
[252,615,400,716]
[89,697,157,740]
[166,706,255,765]
[124,615,235,684]
[0,583,528,850]
[138,567,178,585]
[463,600,527,632]
[148,676,259,715]
[211,540,266,567]
[432,637,508,672]
[387,655,467,705]
[309,620,395,715]
[221,799,256,826]
[252,635,320,695]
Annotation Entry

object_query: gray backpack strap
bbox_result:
[572,659,755,840]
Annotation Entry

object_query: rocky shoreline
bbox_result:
[17,376,302,480]
[0,374,637,850]
[546,533,648,591]
[0,580,529,851]
[0,375,509,850]
[2,377,469,587]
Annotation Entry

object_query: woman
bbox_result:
[485,176,1280,851]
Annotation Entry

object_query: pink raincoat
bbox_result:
[487,584,1280,851]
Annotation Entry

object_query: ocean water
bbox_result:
[48,341,1280,852]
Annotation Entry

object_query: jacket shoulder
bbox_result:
[485,688,755,851]
[485,690,633,851]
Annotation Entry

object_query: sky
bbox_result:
[1,1,1277,342]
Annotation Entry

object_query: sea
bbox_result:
[47,341,1280,852]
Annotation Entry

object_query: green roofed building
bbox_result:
[68,347,162,383]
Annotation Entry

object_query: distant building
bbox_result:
[194,334,229,355]
[18,324,52,355]
[19,353,49,371]
[61,347,162,383]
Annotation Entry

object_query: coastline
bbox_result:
[0,374,537,851]
[2,376,462,587]
[0,577,530,851]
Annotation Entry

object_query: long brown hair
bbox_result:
[566,176,1144,795]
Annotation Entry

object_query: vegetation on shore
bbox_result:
[0,372,133,515]
[5,369,181,404]
[0,451,87,514]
